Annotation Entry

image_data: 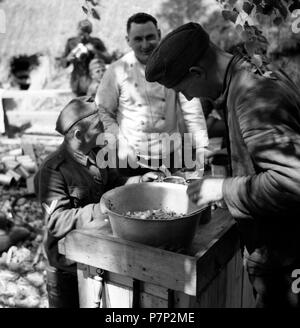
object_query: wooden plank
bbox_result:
[224,250,243,308]
[241,265,256,308]
[77,263,98,308]
[21,141,36,162]
[181,246,243,308]
[103,282,132,308]
[89,267,133,288]
[141,282,168,300]
[59,209,237,297]
[195,221,240,295]
[88,266,169,308]
[26,175,35,194]
[1,89,72,98]
[140,291,168,308]
[59,228,198,296]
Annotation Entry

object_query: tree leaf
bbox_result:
[253,0,262,5]
[91,8,101,20]
[222,10,239,23]
[276,2,288,19]
[241,30,250,41]
[255,4,264,14]
[252,54,263,67]
[91,0,100,5]
[86,0,100,5]
[82,6,89,15]
[245,40,257,56]
[228,0,237,6]
[243,2,254,15]
[235,24,244,34]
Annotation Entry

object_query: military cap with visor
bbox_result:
[56,96,98,135]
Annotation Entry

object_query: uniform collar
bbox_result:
[214,54,242,110]
[63,142,97,167]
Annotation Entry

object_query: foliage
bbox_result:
[203,10,242,51]
[217,0,300,68]
[81,0,101,20]
[156,0,209,30]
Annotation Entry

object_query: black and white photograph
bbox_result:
[0,0,300,314]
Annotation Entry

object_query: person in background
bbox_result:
[145,22,300,308]
[87,58,106,99]
[0,55,39,136]
[60,19,112,96]
[34,96,159,308]
[95,13,208,178]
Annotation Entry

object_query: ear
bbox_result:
[74,129,82,140]
[189,66,206,80]
[125,35,130,45]
[157,29,161,40]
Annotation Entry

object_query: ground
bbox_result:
[0,136,62,308]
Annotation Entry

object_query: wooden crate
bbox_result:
[59,209,255,308]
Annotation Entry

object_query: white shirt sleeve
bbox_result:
[178,93,209,148]
[95,64,120,137]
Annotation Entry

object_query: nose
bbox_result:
[141,39,150,50]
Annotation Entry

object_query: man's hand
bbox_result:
[187,177,225,208]
[79,216,108,230]
[205,148,228,165]
[140,171,164,182]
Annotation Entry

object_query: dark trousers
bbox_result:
[46,266,80,308]
[244,247,300,308]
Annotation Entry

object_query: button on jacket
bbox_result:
[219,54,300,259]
[34,142,127,272]
[95,51,208,163]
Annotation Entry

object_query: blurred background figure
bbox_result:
[7,55,39,90]
[0,55,41,136]
[87,58,106,99]
[60,19,112,96]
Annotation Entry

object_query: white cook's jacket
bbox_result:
[95,51,208,171]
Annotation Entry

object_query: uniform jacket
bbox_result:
[34,142,127,272]
[95,51,208,165]
[220,54,300,261]
[62,36,108,96]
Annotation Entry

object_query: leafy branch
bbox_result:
[217,0,300,69]
[81,0,101,20]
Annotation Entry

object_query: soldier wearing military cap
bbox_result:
[146,22,300,308]
[34,96,159,308]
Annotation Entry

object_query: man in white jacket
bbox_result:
[95,13,208,176]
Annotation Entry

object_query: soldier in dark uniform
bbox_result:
[146,23,300,307]
[34,96,159,308]
[60,19,112,96]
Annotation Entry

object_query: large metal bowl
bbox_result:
[99,182,209,249]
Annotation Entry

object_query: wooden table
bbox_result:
[58,208,255,308]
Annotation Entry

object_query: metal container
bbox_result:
[162,176,186,185]
[100,182,209,249]
[0,173,15,186]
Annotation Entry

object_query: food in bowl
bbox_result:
[124,208,184,220]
